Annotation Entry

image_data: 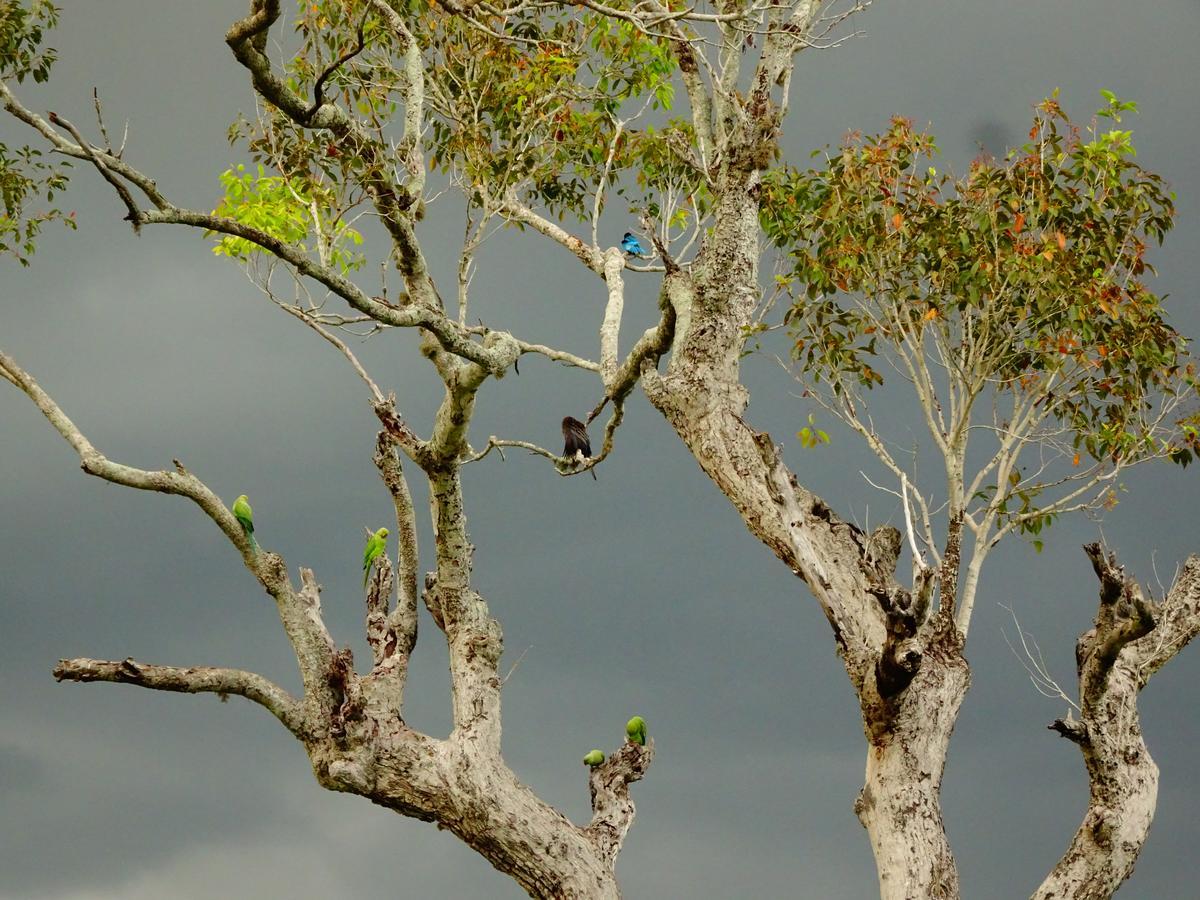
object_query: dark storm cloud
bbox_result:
[2,1,1198,899]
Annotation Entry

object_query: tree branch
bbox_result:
[53,656,305,736]
[498,193,606,274]
[585,739,655,868]
[374,432,420,665]
[47,111,141,230]
[0,348,340,715]
[0,350,254,559]
[0,77,520,375]
[1034,544,1200,900]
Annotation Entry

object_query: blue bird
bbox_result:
[621,232,648,257]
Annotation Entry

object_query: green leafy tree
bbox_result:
[762,94,1196,629]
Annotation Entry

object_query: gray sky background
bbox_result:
[2,2,1198,898]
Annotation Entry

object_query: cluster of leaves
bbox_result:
[424,7,688,221]
[970,470,1064,553]
[0,1,74,264]
[211,2,408,274]
[762,93,1195,468]
[221,1,706,252]
[625,117,711,233]
[0,142,72,264]
[0,0,58,84]
[211,163,364,274]
[797,413,830,449]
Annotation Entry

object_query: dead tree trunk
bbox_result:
[1033,545,1200,900]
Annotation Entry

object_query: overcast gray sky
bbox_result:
[2,2,1198,898]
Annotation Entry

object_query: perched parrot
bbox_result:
[625,715,647,746]
[363,527,389,588]
[620,232,648,257]
[232,494,257,551]
[561,416,597,480]
[583,749,605,767]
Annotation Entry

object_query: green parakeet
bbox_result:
[625,715,647,746]
[363,527,389,588]
[583,749,605,767]
[232,494,256,551]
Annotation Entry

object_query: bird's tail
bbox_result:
[238,521,258,552]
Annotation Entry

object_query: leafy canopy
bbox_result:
[214,0,704,254]
[762,93,1197,470]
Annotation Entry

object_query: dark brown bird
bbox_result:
[561,416,597,480]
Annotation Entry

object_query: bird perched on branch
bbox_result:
[363,527,389,589]
[621,232,648,257]
[625,715,647,746]
[562,416,597,480]
[232,494,256,552]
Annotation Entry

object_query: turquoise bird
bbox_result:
[625,715,647,746]
[232,494,257,551]
[363,527,389,588]
[620,232,648,257]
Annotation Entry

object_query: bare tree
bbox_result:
[3,1,1198,898]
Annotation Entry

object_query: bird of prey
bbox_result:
[625,715,647,746]
[621,232,648,257]
[583,749,605,767]
[362,527,389,589]
[562,416,597,480]
[232,494,257,551]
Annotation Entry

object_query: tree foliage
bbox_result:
[216,0,704,248]
[211,163,365,274]
[0,0,72,264]
[761,94,1196,558]
[763,94,1192,464]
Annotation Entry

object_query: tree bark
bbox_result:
[2,345,652,900]
[1033,546,1200,900]
[642,167,968,897]
[856,623,968,900]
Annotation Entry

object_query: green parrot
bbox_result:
[625,715,647,746]
[363,527,389,588]
[232,494,257,551]
[583,749,605,767]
